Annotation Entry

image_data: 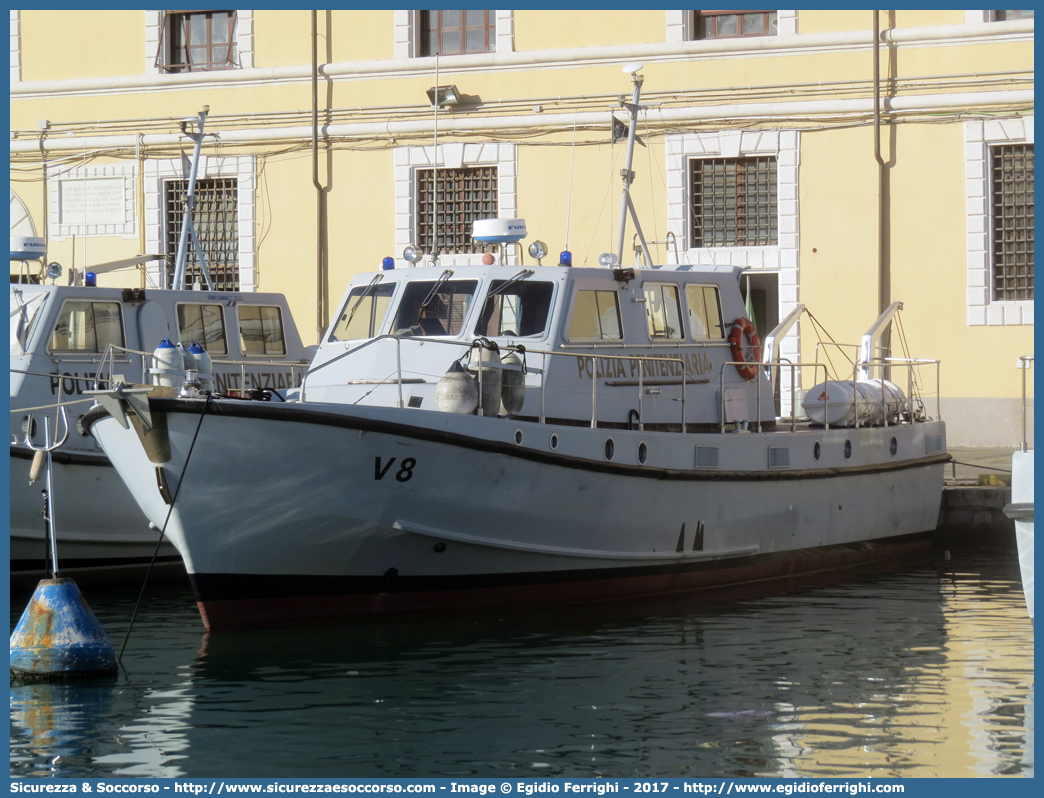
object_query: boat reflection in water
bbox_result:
[15,548,1028,779]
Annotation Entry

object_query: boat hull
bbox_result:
[1008,449,1034,620]
[90,398,947,630]
[9,447,182,588]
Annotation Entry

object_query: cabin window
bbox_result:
[643,284,684,340]
[176,303,228,356]
[567,290,622,341]
[685,285,726,340]
[238,305,286,356]
[474,281,554,338]
[392,280,478,336]
[48,300,124,353]
[330,284,396,342]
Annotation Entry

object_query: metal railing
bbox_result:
[719,361,829,434]
[301,335,688,431]
[91,343,308,394]
[1018,355,1033,452]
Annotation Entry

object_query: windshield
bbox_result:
[391,280,478,336]
[330,283,395,342]
[474,280,554,338]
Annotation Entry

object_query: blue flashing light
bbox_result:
[559,250,572,267]
[85,271,97,287]
[382,257,395,270]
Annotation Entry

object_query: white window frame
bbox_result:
[394,143,518,268]
[667,10,797,42]
[666,129,801,409]
[964,116,1034,326]
[46,163,137,241]
[145,9,254,76]
[395,10,514,59]
[143,155,256,291]
[10,9,21,83]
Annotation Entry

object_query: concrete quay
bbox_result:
[937,447,1021,538]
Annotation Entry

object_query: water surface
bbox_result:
[10,542,1034,779]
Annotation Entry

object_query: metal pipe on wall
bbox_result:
[873,10,892,367]
[312,10,328,343]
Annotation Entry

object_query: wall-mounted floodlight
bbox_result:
[426,85,462,107]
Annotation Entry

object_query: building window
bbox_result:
[690,157,777,248]
[419,10,495,56]
[416,167,498,256]
[994,10,1034,21]
[161,10,237,73]
[693,11,778,39]
[164,178,239,291]
[991,144,1034,302]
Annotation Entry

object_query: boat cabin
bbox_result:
[302,263,774,431]
[11,284,312,445]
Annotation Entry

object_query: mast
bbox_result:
[614,64,653,268]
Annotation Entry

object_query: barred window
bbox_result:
[165,178,239,291]
[690,157,777,248]
[163,11,237,73]
[417,167,498,256]
[693,11,778,39]
[991,144,1034,301]
[419,10,495,56]
[994,10,1034,21]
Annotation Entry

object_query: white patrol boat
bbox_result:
[85,69,948,629]
[10,278,312,586]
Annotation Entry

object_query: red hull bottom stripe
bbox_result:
[190,534,932,630]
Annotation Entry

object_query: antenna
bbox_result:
[564,111,577,251]
[614,64,653,268]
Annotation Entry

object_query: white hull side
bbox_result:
[9,448,181,586]
[1011,449,1034,620]
[91,398,946,626]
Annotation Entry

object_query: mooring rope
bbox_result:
[118,393,212,664]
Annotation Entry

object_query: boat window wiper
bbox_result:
[485,269,535,298]
[420,269,454,309]
[343,274,384,329]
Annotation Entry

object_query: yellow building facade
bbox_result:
[9,10,1034,446]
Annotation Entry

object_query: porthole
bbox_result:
[844,439,852,460]
[889,436,898,456]
[549,433,559,451]
[604,438,616,461]
[637,442,648,465]
[514,429,523,445]
[813,441,821,461]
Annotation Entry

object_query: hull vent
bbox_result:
[695,446,719,468]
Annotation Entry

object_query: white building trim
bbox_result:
[667,10,798,42]
[394,143,518,268]
[46,162,137,241]
[395,9,514,60]
[964,115,1034,326]
[665,129,802,405]
[10,9,20,83]
[145,10,254,76]
[143,155,257,291]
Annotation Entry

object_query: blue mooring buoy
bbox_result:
[10,578,117,681]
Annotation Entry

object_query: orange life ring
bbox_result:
[727,317,762,381]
